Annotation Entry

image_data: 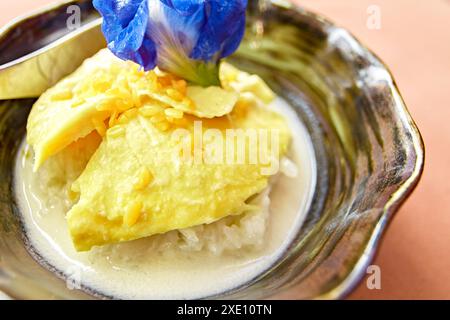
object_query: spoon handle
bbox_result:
[0,0,105,100]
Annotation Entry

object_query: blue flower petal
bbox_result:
[220,13,246,58]
[94,0,157,70]
[94,0,248,85]
[190,0,248,61]
[147,0,205,53]
[160,0,205,15]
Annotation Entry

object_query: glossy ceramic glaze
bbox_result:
[0,0,424,299]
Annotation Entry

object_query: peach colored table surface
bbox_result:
[1,0,449,300]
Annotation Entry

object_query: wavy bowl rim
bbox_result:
[278,1,426,299]
[0,0,425,300]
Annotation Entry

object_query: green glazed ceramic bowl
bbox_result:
[0,0,424,299]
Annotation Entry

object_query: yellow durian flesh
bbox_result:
[26,48,291,252]
[68,103,290,251]
[27,49,239,170]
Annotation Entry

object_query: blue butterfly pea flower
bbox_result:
[93,0,248,86]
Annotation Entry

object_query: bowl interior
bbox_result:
[0,0,424,299]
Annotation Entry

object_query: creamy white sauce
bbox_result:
[13,97,316,299]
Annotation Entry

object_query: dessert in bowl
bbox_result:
[0,0,424,299]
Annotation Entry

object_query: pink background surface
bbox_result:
[1,0,449,299]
